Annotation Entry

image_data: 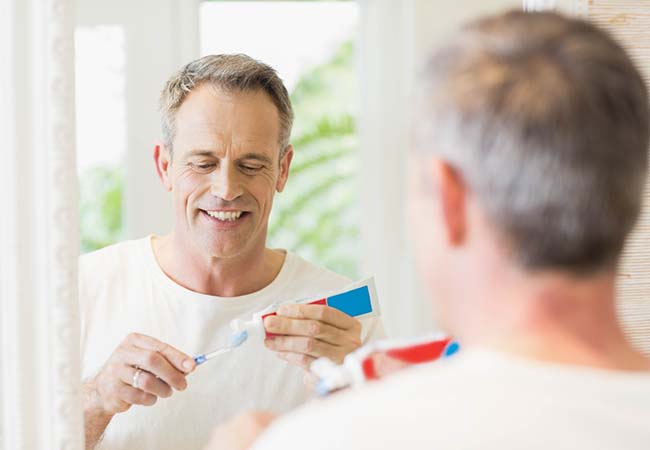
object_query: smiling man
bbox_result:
[78,55,383,450]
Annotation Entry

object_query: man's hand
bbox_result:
[204,411,276,450]
[263,304,362,370]
[83,333,196,449]
[369,352,412,378]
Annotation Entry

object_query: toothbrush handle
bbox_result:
[193,346,233,365]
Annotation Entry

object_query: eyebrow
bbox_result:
[238,152,273,165]
[186,150,217,158]
[185,150,273,165]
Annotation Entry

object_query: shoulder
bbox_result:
[253,351,650,450]
[80,237,147,272]
[77,237,153,357]
[252,364,437,450]
[78,237,150,298]
[281,252,351,294]
[252,354,502,450]
[285,252,351,285]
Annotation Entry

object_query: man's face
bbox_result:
[163,84,292,259]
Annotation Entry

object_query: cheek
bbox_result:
[413,226,436,276]
[407,187,432,244]
[409,191,444,276]
[174,170,207,204]
[249,172,278,205]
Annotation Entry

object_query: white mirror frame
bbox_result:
[0,0,83,448]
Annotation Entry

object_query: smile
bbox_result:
[204,210,243,221]
[200,209,251,226]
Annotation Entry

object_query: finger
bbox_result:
[117,383,158,407]
[263,315,353,346]
[119,366,173,398]
[277,304,362,335]
[275,351,316,370]
[266,336,349,363]
[123,346,188,391]
[265,335,326,357]
[127,333,196,374]
[371,353,412,378]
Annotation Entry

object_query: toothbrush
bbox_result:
[193,330,249,365]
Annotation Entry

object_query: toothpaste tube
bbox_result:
[310,333,460,395]
[230,277,380,339]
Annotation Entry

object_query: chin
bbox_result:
[204,243,247,259]
[188,233,242,258]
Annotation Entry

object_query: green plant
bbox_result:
[268,40,359,278]
[79,165,124,253]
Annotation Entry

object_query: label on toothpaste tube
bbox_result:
[263,278,380,338]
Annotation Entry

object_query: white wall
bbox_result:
[2,0,83,448]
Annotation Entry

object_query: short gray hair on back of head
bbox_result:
[160,54,294,158]
[414,10,650,274]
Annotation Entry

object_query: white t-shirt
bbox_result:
[78,236,383,450]
[254,348,650,450]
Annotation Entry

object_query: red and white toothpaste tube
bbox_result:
[310,333,460,396]
[230,277,381,339]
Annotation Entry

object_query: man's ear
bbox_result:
[430,159,466,246]
[154,143,173,192]
[275,145,294,193]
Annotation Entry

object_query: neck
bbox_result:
[152,232,285,297]
[453,267,650,371]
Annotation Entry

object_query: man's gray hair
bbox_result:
[160,54,294,158]
[415,10,650,274]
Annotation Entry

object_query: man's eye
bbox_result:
[241,165,263,172]
[190,163,215,171]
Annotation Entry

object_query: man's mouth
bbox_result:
[201,209,249,223]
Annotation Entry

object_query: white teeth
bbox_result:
[205,210,243,221]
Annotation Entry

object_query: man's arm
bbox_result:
[83,382,113,449]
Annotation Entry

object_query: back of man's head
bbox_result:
[415,10,649,275]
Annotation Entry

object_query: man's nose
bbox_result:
[209,164,243,202]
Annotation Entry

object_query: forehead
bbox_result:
[173,84,281,157]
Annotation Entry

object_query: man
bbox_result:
[207,10,650,450]
[79,54,383,450]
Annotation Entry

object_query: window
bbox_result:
[75,26,126,253]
